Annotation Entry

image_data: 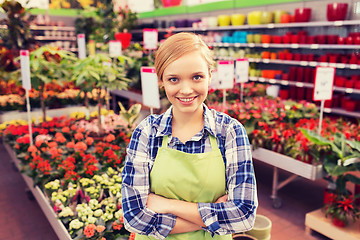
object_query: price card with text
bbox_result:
[217,60,234,89]
[77,34,86,59]
[209,69,219,90]
[143,29,158,50]
[235,58,249,83]
[313,66,335,101]
[20,50,31,90]
[109,40,122,57]
[141,67,160,108]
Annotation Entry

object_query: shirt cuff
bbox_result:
[149,212,177,240]
[197,202,221,234]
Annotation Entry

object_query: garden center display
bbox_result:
[1,0,360,240]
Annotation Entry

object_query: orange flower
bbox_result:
[96,225,106,233]
[85,137,94,145]
[74,132,84,141]
[74,142,87,152]
[66,141,75,148]
[35,139,44,147]
[62,126,70,133]
[112,221,123,230]
[54,132,66,143]
[28,145,37,153]
[48,141,58,148]
[70,125,77,131]
[83,224,96,238]
[77,127,85,133]
[105,134,115,142]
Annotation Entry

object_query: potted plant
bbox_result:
[72,53,130,134]
[324,193,360,227]
[114,4,138,49]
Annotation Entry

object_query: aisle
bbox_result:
[0,141,330,240]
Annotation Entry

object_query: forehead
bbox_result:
[164,51,208,75]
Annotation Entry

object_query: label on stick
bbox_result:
[217,60,234,89]
[313,66,335,101]
[20,50,31,90]
[77,34,86,59]
[140,67,160,108]
[235,59,249,83]
[109,40,122,57]
[143,29,158,50]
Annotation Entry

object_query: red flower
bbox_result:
[54,132,66,143]
[105,134,115,142]
[85,137,94,145]
[27,145,37,153]
[66,141,75,148]
[96,225,106,233]
[113,221,123,230]
[74,132,84,141]
[74,142,87,152]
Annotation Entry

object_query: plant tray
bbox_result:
[252,147,325,180]
[305,208,360,240]
[4,143,72,240]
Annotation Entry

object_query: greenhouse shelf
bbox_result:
[252,147,325,208]
[305,208,360,240]
[3,143,72,240]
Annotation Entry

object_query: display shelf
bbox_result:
[34,36,76,41]
[216,56,360,70]
[252,147,325,208]
[30,25,76,31]
[323,107,360,118]
[209,42,360,50]
[3,143,72,240]
[148,20,360,32]
[248,76,360,95]
[305,208,360,240]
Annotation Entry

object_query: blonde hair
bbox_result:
[154,32,215,81]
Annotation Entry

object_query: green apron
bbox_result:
[135,134,232,240]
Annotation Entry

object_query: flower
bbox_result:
[96,225,106,233]
[83,224,96,238]
[324,193,360,226]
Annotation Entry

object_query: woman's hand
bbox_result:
[215,194,228,203]
[147,193,172,214]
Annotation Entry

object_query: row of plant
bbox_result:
[2,106,141,239]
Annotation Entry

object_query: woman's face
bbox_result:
[161,50,211,117]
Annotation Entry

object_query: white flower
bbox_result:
[69,219,84,230]
[59,207,74,217]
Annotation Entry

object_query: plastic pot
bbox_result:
[327,3,348,21]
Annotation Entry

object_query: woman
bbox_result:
[121,32,258,240]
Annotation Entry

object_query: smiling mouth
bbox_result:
[177,96,197,102]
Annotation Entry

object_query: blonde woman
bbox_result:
[121,32,258,240]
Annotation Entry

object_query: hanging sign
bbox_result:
[143,29,158,50]
[140,67,160,108]
[109,40,122,57]
[235,58,249,83]
[77,34,86,59]
[313,66,335,101]
[217,60,234,89]
[20,50,31,90]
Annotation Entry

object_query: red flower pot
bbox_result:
[114,32,132,49]
[294,8,311,22]
[162,0,182,7]
[332,217,346,227]
[279,89,289,99]
[327,3,348,21]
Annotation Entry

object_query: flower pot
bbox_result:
[218,15,231,26]
[246,214,272,240]
[114,32,132,49]
[231,14,246,26]
[332,216,346,227]
[327,3,348,21]
[161,0,182,7]
[233,234,257,240]
[294,8,311,22]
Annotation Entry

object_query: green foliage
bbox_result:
[118,101,141,129]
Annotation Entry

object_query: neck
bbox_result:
[172,106,204,128]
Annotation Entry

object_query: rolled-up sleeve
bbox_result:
[121,121,176,239]
[198,120,258,235]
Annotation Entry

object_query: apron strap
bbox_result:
[161,135,168,148]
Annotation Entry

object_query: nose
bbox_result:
[179,80,193,95]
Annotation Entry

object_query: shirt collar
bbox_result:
[154,104,216,138]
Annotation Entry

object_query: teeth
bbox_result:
[179,97,195,102]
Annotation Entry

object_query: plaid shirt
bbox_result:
[121,104,258,239]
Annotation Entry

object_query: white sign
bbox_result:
[209,69,219,90]
[143,29,158,50]
[313,67,335,101]
[77,34,86,59]
[141,67,160,108]
[0,0,49,9]
[109,40,122,57]
[20,50,31,90]
[235,59,249,83]
[217,60,234,89]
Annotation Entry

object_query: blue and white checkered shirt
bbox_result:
[121,104,258,239]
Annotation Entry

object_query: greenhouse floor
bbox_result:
[0,141,331,240]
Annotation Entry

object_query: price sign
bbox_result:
[235,59,249,83]
[20,50,31,90]
[313,66,335,101]
[77,34,86,59]
[209,69,219,90]
[143,29,158,50]
[109,40,122,57]
[217,60,234,89]
[141,67,160,108]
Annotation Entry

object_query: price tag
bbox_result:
[235,59,249,83]
[20,50,31,90]
[109,40,122,57]
[140,67,160,108]
[143,29,158,50]
[209,69,219,90]
[77,33,86,59]
[313,66,335,101]
[291,44,299,49]
[217,60,234,89]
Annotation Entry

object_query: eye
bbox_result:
[168,77,178,83]
[193,75,203,81]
